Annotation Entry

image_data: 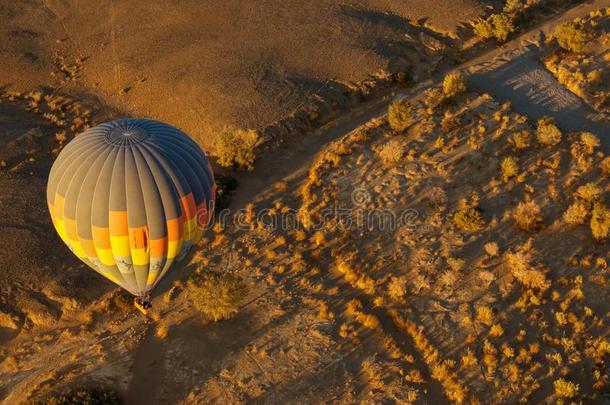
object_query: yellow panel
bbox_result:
[147,271,160,286]
[68,238,87,258]
[167,239,182,259]
[110,235,131,257]
[100,270,121,285]
[55,218,68,241]
[96,247,116,266]
[131,247,149,266]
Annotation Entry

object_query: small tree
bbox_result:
[473,14,516,42]
[473,18,494,40]
[443,72,467,97]
[490,14,516,42]
[189,271,249,321]
[388,99,414,131]
[214,128,259,170]
[503,0,524,14]
[554,22,589,53]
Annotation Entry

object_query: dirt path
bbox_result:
[469,45,610,152]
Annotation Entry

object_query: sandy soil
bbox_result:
[0,0,486,148]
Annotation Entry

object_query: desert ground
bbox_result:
[1,0,609,404]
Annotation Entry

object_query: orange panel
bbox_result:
[149,237,167,258]
[92,226,112,249]
[167,218,183,241]
[109,211,129,236]
[129,227,148,249]
[80,238,97,257]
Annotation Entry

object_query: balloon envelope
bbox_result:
[47,119,216,297]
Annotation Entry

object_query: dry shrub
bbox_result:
[310,230,326,247]
[580,132,600,153]
[504,240,550,290]
[472,17,494,39]
[484,242,499,257]
[441,114,461,133]
[387,276,408,302]
[442,72,467,97]
[591,203,610,240]
[214,128,259,170]
[388,98,414,131]
[536,117,562,147]
[509,130,531,150]
[554,378,579,398]
[189,271,248,321]
[554,21,589,53]
[473,13,516,42]
[337,259,376,295]
[514,200,543,232]
[476,306,494,326]
[500,157,518,181]
[294,230,307,242]
[600,156,610,177]
[576,183,601,203]
[564,201,590,224]
[454,206,485,232]
[378,139,404,165]
[424,88,444,112]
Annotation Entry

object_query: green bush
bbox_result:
[554,22,589,53]
[388,99,414,131]
[189,271,249,321]
[214,128,259,170]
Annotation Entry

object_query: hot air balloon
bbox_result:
[47,119,216,311]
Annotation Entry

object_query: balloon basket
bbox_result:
[134,298,151,315]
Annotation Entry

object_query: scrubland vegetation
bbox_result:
[189,64,608,402]
[544,8,610,112]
